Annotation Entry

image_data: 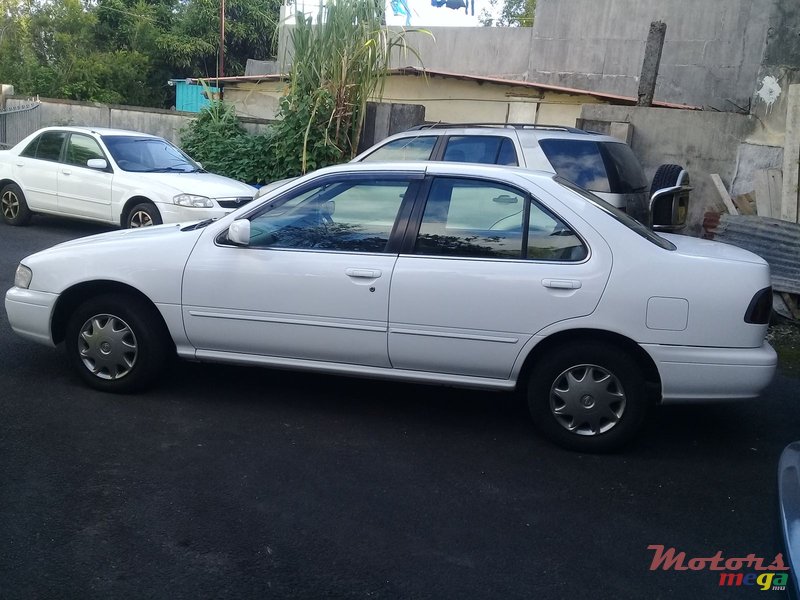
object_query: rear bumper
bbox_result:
[642,342,777,403]
[4,287,58,347]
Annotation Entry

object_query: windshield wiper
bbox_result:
[181,218,216,231]
[142,166,194,173]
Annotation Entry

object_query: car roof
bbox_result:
[36,126,160,139]
[381,125,621,145]
[307,160,558,184]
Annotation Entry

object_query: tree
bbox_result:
[479,0,535,27]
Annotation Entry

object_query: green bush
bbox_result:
[181,101,275,184]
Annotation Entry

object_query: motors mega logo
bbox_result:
[647,545,790,591]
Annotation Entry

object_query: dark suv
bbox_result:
[352,123,689,231]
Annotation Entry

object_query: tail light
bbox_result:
[744,287,772,324]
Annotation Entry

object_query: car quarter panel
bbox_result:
[16,225,204,346]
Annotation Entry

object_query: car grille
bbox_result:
[216,197,254,209]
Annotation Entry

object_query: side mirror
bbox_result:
[87,158,108,170]
[649,167,691,231]
[228,219,251,246]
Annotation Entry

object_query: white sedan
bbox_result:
[0,126,256,228]
[4,162,777,451]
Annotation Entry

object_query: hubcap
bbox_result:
[549,364,626,436]
[77,314,138,380]
[130,210,153,227]
[2,191,19,219]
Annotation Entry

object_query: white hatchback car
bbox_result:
[0,126,256,228]
[5,162,777,451]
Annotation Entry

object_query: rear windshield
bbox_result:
[555,176,675,251]
[539,139,648,194]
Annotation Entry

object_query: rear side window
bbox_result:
[362,136,436,161]
[413,177,586,261]
[65,134,105,167]
[442,136,519,166]
[20,131,67,161]
[539,139,647,193]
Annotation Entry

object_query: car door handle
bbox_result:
[345,268,382,279]
[15,162,23,167]
[61,170,71,176]
[542,278,582,289]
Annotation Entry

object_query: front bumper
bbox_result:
[643,341,777,403]
[778,442,800,599]
[156,203,234,224]
[4,287,58,346]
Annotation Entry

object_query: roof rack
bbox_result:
[405,123,590,134]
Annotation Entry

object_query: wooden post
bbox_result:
[781,84,800,223]
[637,21,667,107]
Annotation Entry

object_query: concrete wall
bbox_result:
[270,0,784,112]
[580,104,783,234]
[5,97,272,144]
[529,0,773,110]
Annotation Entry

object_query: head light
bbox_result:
[14,264,32,289]
[173,194,213,208]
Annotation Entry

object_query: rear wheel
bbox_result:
[126,202,162,228]
[527,342,649,452]
[1,183,32,226]
[65,293,169,393]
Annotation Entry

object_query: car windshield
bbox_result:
[102,135,199,173]
[554,176,675,251]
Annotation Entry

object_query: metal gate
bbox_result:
[0,102,41,149]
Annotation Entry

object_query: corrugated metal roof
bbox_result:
[705,214,800,295]
[194,67,701,110]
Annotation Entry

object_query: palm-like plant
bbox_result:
[284,0,427,171]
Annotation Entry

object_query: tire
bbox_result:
[126,202,162,228]
[527,342,650,452]
[65,293,170,393]
[650,164,686,227]
[1,183,32,226]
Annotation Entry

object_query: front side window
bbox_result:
[442,136,519,166]
[362,136,436,162]
[244,177,412,253]
[414,177,587,261]
[65,134,105,167]
[24,132,67,162]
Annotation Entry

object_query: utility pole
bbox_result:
[637,21,667,107]
[218,0,226,85]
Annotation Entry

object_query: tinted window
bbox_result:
[539,139,648,194]
[362,136,436,161]
[245,178,411,252]
[34,132,67,162]
[65,134,105,167]
[442,136,519,166]
[415,178,525,259]
[528,202,587,261]
[20,137,40,158]
[555,176,675,251]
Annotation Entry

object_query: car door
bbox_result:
[13,131,66,212]
[57,133,113,221]
[388,175,612,379]
[182,172,422,367]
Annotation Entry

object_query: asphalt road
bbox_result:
[1,216,798,599]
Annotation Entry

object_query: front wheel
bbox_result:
[65,293,169,393]
[527,342,650,452]
[126,202,162,228]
